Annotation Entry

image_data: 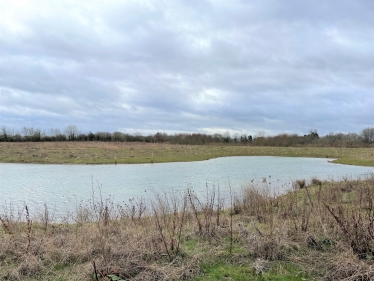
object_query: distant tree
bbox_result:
[153,132,164,143]
[6,127,16,141]
[49,128,61,137]
[302,129,319,145]
[22,127,34,141]
[87,131,95,141]
[223,131,231,143]
[32,128,41,141]
[134,132,145,142]
[346,133,360,146]
[361,127,374,144]
[144,135,154,143]
[212,134,223,143]
[76,133,88,141]
[248,135,253,142]
[113,131,124,142]
[232,133,239,143]
[65,125,79,141]
[13,133,22,142]
[1,126,8,141]
[240,134,248,143]
[56,133,67,141]
[254,132,265,145]
[309,129,319,139]
[94,131,112,141]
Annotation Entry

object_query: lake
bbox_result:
[1,156,374,216]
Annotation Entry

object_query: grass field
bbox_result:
[2,176,374,280]
[1,142,374,166]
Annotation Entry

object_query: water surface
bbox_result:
[1,156,373,214]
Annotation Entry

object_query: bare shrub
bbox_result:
[187,186,221,235]
[117,197,147,223]
[151,191,188,260]
[16,255,43,278]
[311,177,322,186]
[0,214,13,235]
[325,257,374,281]
[237,185,271,218]
[0,202,23,235]
[297,179,306,189]
[243,223,291,261]
[324,204,374,259]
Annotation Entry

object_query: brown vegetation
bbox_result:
[2,175,374,280]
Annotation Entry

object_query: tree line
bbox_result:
[1,125,374,147]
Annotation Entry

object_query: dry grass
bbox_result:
[2,175,374,280]
[0,142,374,166]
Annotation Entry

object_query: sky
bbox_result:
[1,0,374,137]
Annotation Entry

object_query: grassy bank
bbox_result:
[2,175,374,280]
[1,142,374,166]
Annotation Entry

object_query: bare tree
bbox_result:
[1,126,8,141]
[232,133,239,143]
[22,127,35,141]
[50,128,61,137]
[65,125,79,141]
[223,131,231,143]
[32,128,41,141]
[361,127,374,144]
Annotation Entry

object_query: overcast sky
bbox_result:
[1,0,373,137]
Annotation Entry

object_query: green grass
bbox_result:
[194,261,309,281]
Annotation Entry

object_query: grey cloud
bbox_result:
[1,0,373,136]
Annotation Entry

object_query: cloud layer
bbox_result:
[1,0,373,136]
